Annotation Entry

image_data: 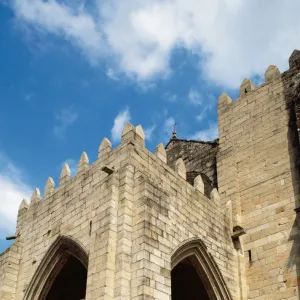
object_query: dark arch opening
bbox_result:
[171,258,210,300]
[24,236,89,300]
[171,239,233,300]
[45,256,87,300]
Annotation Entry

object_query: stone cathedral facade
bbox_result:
[1,50,300,300]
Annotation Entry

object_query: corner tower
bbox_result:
[217,50,300,299]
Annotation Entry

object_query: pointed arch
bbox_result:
[171,238,233,300]
[24,235,88,300]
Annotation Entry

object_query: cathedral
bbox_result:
[1,50,300,300]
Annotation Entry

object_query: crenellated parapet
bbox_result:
[121,122,145,147]
[78,152,89,173]
[98,137,112,158]
[240,78,255,98]
[6,51,300,300]
[218,49,300,117]
[30,188,40,206]
[216,50,300,300]
[175,157,186,180]
[60,163,71,186]
[44,177,55,197]
[8,118,235,300]
[155,143,167,163]
[16,122,219,232]
[264,65,280,83]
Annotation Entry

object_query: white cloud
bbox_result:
[11,0,300,88]
[188,88,202,105]
[196,114,204,122]
[195,101,213,122]
[13,0,103,64]
[54,108,78,139]
[0,154,32,236]
[188,124,218,141]
[106,68,119,81]
[111,107,131,143]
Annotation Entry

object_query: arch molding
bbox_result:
[171,238,233,300]
[24,235,88,300]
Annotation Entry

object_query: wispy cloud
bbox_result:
[10,0,300,88]
[54,108,78,139]
[163,92,178,102]
[111,107,131,143]
[195,103,213,122]
[144,125,156,141]
[188,88,202,105]
[188,124,218,141]
[24,92,34,102]
[0,153,32,236]
[13,0,103,64]
[106,68,119,81]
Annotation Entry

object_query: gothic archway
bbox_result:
[171,239,233,300]
[24,235,88,300]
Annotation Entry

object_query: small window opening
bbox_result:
[248,250,252,263]
[89,221,92,236]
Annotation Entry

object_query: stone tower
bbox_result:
[0,50,300,300]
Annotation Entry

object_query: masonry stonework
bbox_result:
[1,51,300,300]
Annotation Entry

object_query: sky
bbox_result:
[0,0,300,253]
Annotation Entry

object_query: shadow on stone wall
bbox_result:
[284,58,300,298]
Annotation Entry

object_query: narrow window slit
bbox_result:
[248,250,252,263]
[89,221,92,236]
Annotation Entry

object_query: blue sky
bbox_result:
[0,0,299,252]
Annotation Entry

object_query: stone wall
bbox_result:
[1,124,237,300]
[128,140,237,299]
[3,51,300,299]
[0,244,21,300]
[217,52,300,299]
[165,139,218,197]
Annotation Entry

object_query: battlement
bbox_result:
[218,49,300,114]
[16,122,221,233]
[18,50,300,227]
[3,119,236,300]
[4,51,300,300]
